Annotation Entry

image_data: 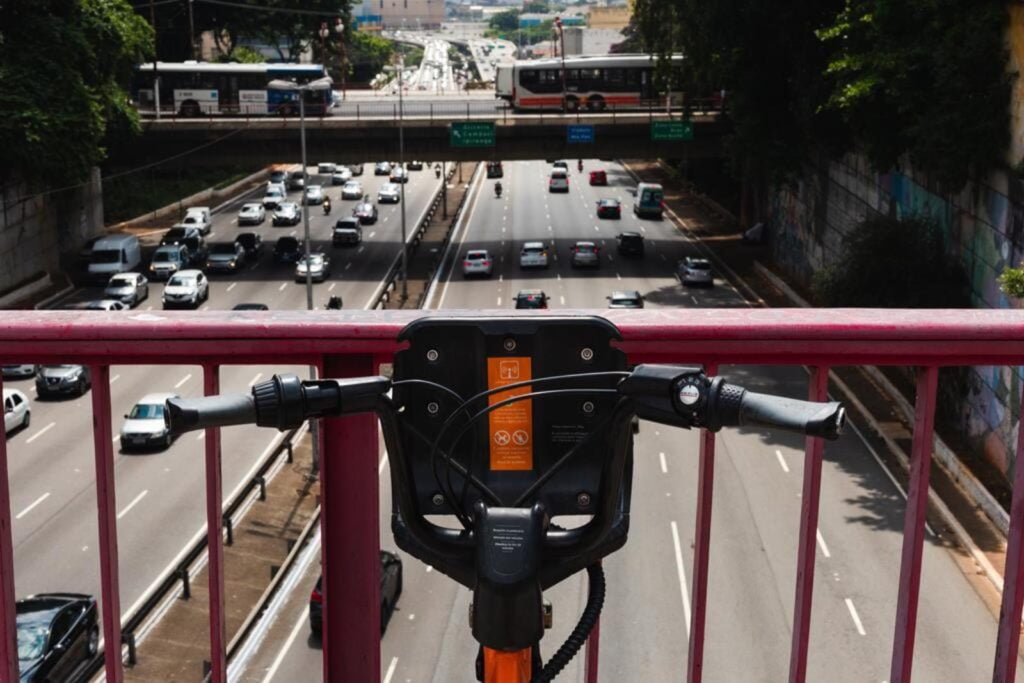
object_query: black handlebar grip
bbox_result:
[737,390,845,440]
[165,394,256,435]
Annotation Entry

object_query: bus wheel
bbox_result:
[179,101,200,117]
[587,96,606,112]
[565,96,580,112]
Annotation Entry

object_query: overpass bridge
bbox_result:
[134,108,728,165]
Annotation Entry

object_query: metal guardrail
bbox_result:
[372,163,469,310]
[72,426,301,681]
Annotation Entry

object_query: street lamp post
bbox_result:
[267,75,332,471]
[319,19,347,103]
[554,17,567,113]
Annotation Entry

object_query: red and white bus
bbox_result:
[495,54,684,111]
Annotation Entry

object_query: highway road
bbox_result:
[2,164,442,639]
[236,159,1023,681]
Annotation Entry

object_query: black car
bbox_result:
[353,201,378,224]
[332,217,363,246]
[408,160,424,170]
[235,232,264,259]
[268,169,288,184]
[616,231,645,257]
[17,593,99,682]
[161,227,208,265]
[597,198,622,219]
[274,236,302,264]
[514,289,549,309]
[35,365,91,398]
[232,303,269,311]
[160,226,201,248]
[309,551,402,636]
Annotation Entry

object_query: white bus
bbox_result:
[495,54,684,112]
[133,62,333,117]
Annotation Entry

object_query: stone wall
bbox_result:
[0,168,104,296]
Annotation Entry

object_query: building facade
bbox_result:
[376,0,444,29]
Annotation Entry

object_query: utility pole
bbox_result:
[397,58,409,303]
[188,0,196,60]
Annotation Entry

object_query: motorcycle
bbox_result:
[495,182,503,198]
[322,198,332,215]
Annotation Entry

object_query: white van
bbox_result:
[88,235,141,282]
[182,207,212,235]
[633,182,665,219]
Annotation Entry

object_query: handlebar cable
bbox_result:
[510,400,624,507]
[424,371,629,520]
[431,388,620,528]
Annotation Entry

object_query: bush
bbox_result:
[811,215,970,308]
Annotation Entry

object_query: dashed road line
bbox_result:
[117,490,148,519]
[226,283,236,292]
[16,493,50,520]
[248,372,263,387]
[26,422,56,445]
[559,295,566,306]
[659,452,668,474]
[278,283,288,291]
[174,373,192,389]
[670,521,692,635]
[775,449,789,473]
[383,657,399,683]
[844,598,866,635]
[816,529,831,558]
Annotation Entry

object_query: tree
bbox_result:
[0,0,154,187]
[489,9,521,33]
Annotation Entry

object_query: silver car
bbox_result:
[462,250,493,278]
[149,245,190,280]
[679,257,714,286]
[331,168,353,185]
[162,269,209,308]
[237,202,266,225]
[120,393,178,450]
[305,185,325,205]
[104,272,149,307]
[341,181,363,200]
[1,365,35,379]
[519,242,549,269]
[295,253,332,283]
[205,242,246,273]
[570,241,601,268]
[377,183,400,204]
[35,365,91,398]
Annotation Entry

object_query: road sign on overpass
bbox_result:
[567,124,595,143]
[651,120,694,141]
[450,121,496,147]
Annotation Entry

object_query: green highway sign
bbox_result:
[651,120,694,142]
[450,121,496,147]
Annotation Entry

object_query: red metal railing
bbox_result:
[2,308,1024,682]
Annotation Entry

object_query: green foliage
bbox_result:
[522,2,549,13]
[397,45,424,68]
[818,0,1011,191]
[0,0,154,187]
[998,264,1024,299]
[485,22,555,47]
[812,215,970,307]
[489,9,521,33]
[347,30,396,82]
[218,46,265,64]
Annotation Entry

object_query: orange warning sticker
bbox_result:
[487,357,533,471]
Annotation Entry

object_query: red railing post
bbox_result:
[787,365,829,683]
[90,364,123,682]
[687,361,718,683]
[203,364,226,683]
[0,376,16,683]
[993,381,1024,681]
[321,353,380,682]
[889,366,938,683]
[584,561,601,683]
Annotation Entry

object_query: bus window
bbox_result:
[606,68,625,91]
[519,69,538,86]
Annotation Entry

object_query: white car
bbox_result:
[679,257,714,286]
[549,168,569,193]
[317,162,338,174]
[263,184,286,209]
[162,269,209,308]
[104,273,149,307]
[341,181,364,200]
[519,242,549,269]
[377,183,400,204]
[390,166,408,183]
[3,389,30,435]
[120,393,178,450]
[462,250,493,278]
[181,207,212,235]
[331,168,353,185]
[305,185,325,205]
[2,365,36,379]
[237,202,266,226]
[295,253,332,283]
[67,299,129,311]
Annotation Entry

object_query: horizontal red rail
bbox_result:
[0,308,1022,682]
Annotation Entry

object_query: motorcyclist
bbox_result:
[434,164,442,179]
[324,295,343,310]
[577,159,584,173]
[495,181,503,198]
[322,196,332,214]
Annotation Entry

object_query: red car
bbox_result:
[589,169,608,185]
[596,198,622,219]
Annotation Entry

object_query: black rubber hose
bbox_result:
[532,564,606,683]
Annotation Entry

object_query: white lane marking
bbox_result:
[248,372,263,387]
[82,546,88,552]
[496,297,502,306]
[369,231,376,238]
[16,493,50,520]
[345,262,352,270]
[816,529,832,558]
[556,273,562,281]
[559,295,566,306]
[639,225,646,232]
[278,282,288,291]
[201,305,210,311]
[775,449,790,473]
[426,565,433,573]
[328,282,337,292]
[845,598,866,635]
[379,454,388,475]
[616,272,622,281]
[670,521,692,635]
[112,435,120,444]
[408,613,415,620]
[196,432,206,441]
[358,246,364,253]
[649,239,657,247]
[226,283,236,292]
[117,489,148,519]
[690,296,699,305]
[548,225,553,232]
[290,230,297,236]
[174,373,192,389]
[594,225,600,232]
[260,601,310,683]
[498,274,503,282]
[25,422,56,444]
[502,226,506,233]
[383,657,399,683]
[659,452,668,474]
